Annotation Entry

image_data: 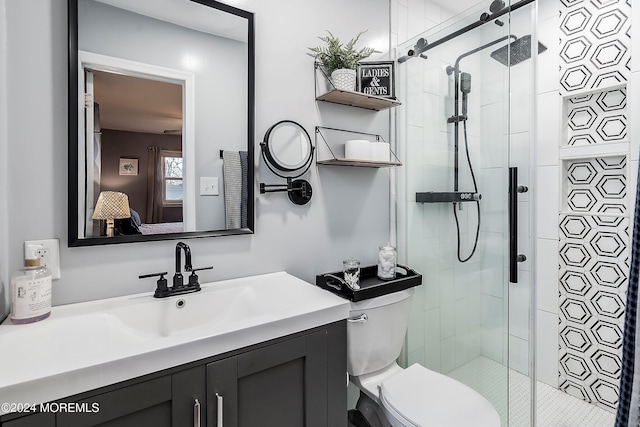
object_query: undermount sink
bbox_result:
[0,272,349,413]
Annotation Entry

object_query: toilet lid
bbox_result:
[379,364,501,427]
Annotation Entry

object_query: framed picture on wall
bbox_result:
[119,158,139,175]
[357,61,395,99]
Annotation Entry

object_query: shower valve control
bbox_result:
[460,192,479,200]
[447,114,468,123]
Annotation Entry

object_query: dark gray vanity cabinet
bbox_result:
[1,412,54,427]
[4,369,203,427]
[0,321,347,427]
[56,370,204,427]
[208,329,334,427]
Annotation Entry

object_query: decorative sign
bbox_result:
[358,61,395,99]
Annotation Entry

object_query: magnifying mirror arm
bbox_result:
[259,178,302,193]
[259,178,312,205]
[259,182,289,194]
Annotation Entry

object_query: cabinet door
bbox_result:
[57,375,172,427]
[207,331,328,427]
[1,412,55,427]
[173,365,206,427]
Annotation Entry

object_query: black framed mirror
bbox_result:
[259,120,314,205]
[68,0,255,246]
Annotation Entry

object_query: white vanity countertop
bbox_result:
[0,272,349,415]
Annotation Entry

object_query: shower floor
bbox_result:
[448,357,615,427]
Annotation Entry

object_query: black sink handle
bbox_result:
[139,271,169,295]
[139,271,168,279]
[191,266,214,273]
[188,266,214,287]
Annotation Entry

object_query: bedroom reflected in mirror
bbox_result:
[68,0,255,246]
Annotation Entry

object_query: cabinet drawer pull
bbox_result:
[216,393,223,426]
[193,399,201,427]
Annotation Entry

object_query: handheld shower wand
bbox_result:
[460,72,471,117]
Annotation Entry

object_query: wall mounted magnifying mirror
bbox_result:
[68,0,255,246]
[260,120,314,205]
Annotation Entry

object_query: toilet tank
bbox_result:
[347,288,414,377]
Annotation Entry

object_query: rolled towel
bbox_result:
[370,142,390,162]
[345,139,371,160]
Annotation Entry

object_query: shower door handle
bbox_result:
[509,167,527,283]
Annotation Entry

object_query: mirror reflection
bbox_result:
[88,71,185,237]
[69,0,254,246]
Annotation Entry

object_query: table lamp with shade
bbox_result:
[92,191,131,237]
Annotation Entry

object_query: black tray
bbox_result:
[315,264,422,302]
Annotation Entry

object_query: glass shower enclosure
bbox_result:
[396,1,538,426]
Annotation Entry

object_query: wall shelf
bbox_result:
[314,63,401,111]
[315,126,402,168]
[317,158,402,168]
[316,89,401,111]
[559,141,629,160]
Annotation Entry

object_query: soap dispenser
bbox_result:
[10,245,52,324]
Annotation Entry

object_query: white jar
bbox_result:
[377,243,397,280]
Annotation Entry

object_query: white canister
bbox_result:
[370,142,390,162]
[377,243,397,280]
[345,140,371,160]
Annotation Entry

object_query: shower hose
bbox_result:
[453,120,481,263]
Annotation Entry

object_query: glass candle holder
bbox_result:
[377,243,397,280]
[343,257,361,290]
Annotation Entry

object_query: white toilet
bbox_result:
[347,288,501,427]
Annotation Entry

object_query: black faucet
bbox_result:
[174,241,193,288]
[139,242,213,298]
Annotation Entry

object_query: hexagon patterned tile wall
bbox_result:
[558,0,632,413]
[559,0,631,95]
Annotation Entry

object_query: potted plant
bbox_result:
[308,30,375,91]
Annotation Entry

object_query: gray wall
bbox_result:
[1,0,391,309]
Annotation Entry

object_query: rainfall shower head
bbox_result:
[490,35,547,66]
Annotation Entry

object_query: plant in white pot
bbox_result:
[308,30,375,91]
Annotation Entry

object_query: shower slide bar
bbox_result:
[397,0,536,63]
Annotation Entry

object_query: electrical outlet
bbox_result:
[34,247,51,270]
[24,239,61,280]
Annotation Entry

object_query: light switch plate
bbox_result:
[200,177,219,196]
[24,238,61,280]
